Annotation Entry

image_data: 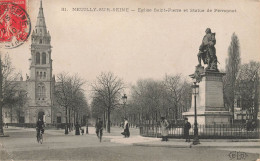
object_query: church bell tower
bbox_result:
[28,0,53,123]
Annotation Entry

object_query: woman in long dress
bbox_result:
[121,118,130,137]
[160,117,169,141]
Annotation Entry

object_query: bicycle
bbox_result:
[36,129,43,144]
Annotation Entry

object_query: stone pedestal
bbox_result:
[183,69,232,125]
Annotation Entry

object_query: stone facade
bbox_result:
[3,1,65,124]
[183,70,232,125]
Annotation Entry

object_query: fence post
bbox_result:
[214,123,216,137]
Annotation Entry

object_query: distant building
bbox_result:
[3,1,65,124]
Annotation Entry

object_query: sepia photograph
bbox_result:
[0,0,260,160]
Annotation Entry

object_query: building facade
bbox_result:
[3,1,65,124]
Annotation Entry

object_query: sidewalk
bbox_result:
[133,140,260,149]
[5,126,260,149]
[99,127,260,149]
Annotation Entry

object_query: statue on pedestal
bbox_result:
[197,28,219,71]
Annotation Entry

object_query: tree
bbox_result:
[0,54,26,135]
[164,74,192,122]
[130,79,167,125]
[91,94,105,119]
[91,72,125,133]
[4,87,28,123]
[54,73,85,134]
[224,33,241,121]
[236,61,260,121]
[129,75,192,125]
[71,91,89,125]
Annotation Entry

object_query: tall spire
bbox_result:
[40,0,42,9]
[35,0,47,35]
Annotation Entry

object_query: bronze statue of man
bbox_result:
[197,28,218,71]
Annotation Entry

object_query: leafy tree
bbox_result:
[236,61,260,121]
[224,33,241,120]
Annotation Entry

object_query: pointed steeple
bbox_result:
[40,0,42,8]
[35,0,47,35]
[31,0,51,46]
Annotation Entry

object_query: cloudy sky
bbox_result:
[3,0,260,93]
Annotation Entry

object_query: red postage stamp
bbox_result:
[0,0,31,49]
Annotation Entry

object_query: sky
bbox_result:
[2,0,260,96]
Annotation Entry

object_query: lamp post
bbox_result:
[192,82,200,145]
[122,94,127,118]
[86,114,89,134]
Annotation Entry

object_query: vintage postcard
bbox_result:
[0,0,259,161]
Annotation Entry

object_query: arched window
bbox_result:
[42,52,46,64]
[37,83,46,100]
[37,86,41,99]
[36,52,40,64]
[40,72,42,78]
[42,86,46,97]
[40,39,42,44]
[44,72,46,78]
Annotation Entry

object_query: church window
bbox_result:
[37,83,46,100]
[42,52,46,64]
[44,72,46,78]
[36,52,40,64]
[40,72,42,78]
[41,86,46,97]
[37,86,41,98]
[40,39,42,44]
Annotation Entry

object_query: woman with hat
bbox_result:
[160,116,169,141]
[121,117,130,138]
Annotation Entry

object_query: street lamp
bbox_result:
[86,114,89,134]
[122,94,127,118]
[192,82,200,145]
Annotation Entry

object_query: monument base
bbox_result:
[182,111,231,126]
[183,67,232,126]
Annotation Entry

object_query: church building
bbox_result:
[3,1,64,124]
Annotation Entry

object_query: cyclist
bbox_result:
[95,118,103,139]
[36,118,44,139]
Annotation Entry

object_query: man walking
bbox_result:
[95,118,103,138]
[184,118,191,142]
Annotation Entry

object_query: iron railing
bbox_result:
[140,123,260,139]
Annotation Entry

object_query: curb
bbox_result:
[168,139,260,142]
[133,143,191,148]
[133,143,260,149]
[191,145,260,148]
